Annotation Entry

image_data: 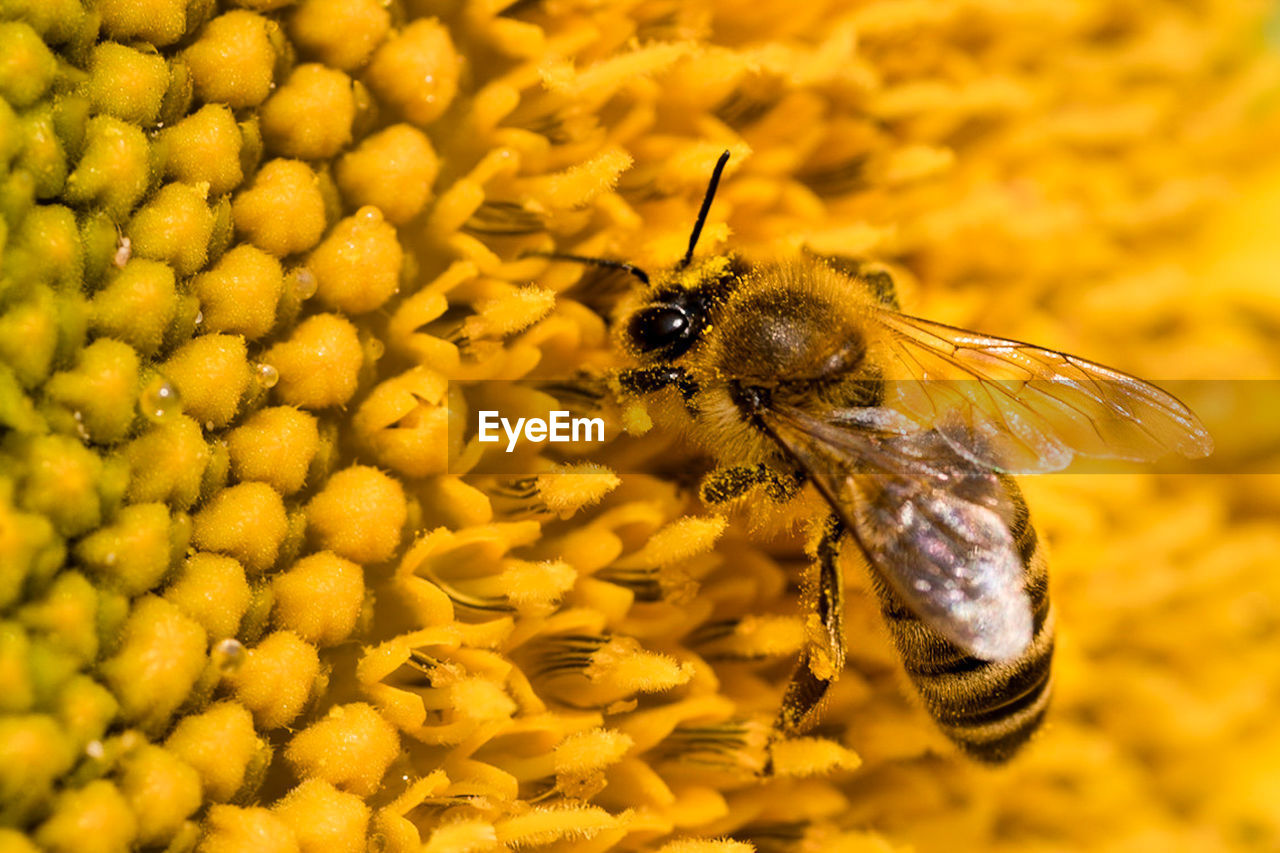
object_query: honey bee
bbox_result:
[553,152,1213,763]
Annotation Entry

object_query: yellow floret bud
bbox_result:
[335,124,437,224]
[0,625,33,712]
[289,0,390,71]
[192,481,288,573]
[33,779,138,853]
[22,638,79,711]
[226,406,318,494]
[554,727,634,778]
[420,480,488,529]
[515,147,631,210]
[696,614,804,660]
[63,116,150,220]
[161,333,250,428]
[0,829,39,852]
[54,104,93,155]
[272,778,370,853]
[201,805,299,853]
[364,19,459,127]
[582,636,694,696]
[117,744,202,847]
[100,595,207,731]
[43,337,139,443]
[612,516,727,569]
[164,552,252,639]
[86,42,170,125]
[183,11,280,108]
[233,158,328,257]
[536,464,621,516]
[422,820,498,853]
[261,64,355,160]
[0,714,75,820]
[351,366,452,477]
[74,502,177,596]
[449,676,518,726]
[462,286,555,341]
[272,551,364,646]
[0,22,58,108]
[0,96,19,162]
[191,244,284,339]
[225,630,320,729]
[16,434,104,537]
[767,737,862,778]
[308,207,402,314]
[500,559,576,614]
[124,415,210,508]
[283,702,399,797]
[128,182,215,277]
[17,573,99,667]
[0,497,62,608]
[11,203,82,291]
[14,108,65,200]
[263,313,362,409]
[493,804,619,847]
[0,0,86,45]
[305,465,406,564]
[96,0,188,45]
[0,285,59,387]
[54,675,118,751]
[0,365,47,434]
[162,105,245,196]
[90,259,179,357]
[165,701,263,802]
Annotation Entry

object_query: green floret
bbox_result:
[0,22,58,109]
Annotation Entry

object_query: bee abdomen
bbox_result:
[877,524,1054,763]
[904,602,1054,763]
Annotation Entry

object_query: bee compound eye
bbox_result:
[628,304,691,352]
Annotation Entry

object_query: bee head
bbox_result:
[622,283,711,361]
[627,301,694,357]
[621,255,745,361]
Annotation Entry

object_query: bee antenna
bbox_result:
[524,251,650,285]
[678,150,732,270]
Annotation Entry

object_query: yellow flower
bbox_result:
[2,0,1279,851]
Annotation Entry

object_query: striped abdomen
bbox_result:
[873,477,1054,763]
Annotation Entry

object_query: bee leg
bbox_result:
[616,366,700,411]
[775,514,846,737]
[700,464,803,505]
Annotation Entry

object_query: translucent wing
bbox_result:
[872,310,1214,474]
[763,404,1032,661]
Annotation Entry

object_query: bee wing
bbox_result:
[764,404,1033,661]
[872,310,1213,474]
